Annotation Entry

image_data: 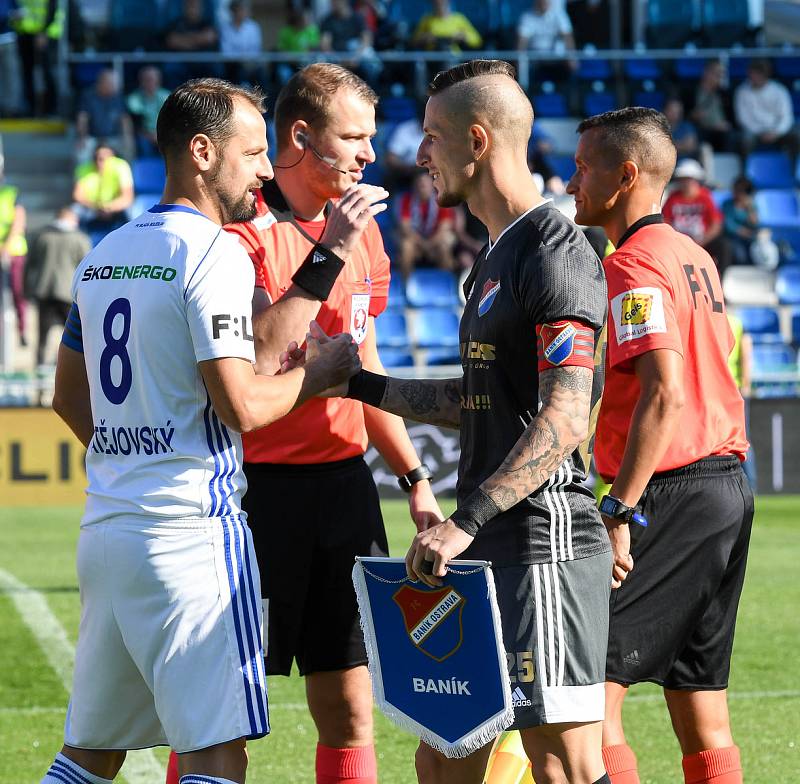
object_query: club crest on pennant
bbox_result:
[393,584,465,662]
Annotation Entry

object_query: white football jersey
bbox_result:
[66,205,256,525]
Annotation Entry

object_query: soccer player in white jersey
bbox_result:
[40,78,361,784]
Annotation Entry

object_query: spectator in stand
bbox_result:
[163,0,220,84]
[664,97,700,159]
[72,142,134,235]
[692,59,736,152]
[734,58,799,161]
[0,0,22,117]
[722,176,779,270]
[411,0,482,52]
[219,0,264,85]
[320,0,382,85]
[275,6,320,84]
[528,124,566,194]
[568,0,611,50]
[453,204,487,273]
[12,0,60,116]
[385,99,424,189]
[396,169,457,277]
[126,66,169,158]
[663,158,732,277]
[0,154,28,345]
[517,0,578,81]
[75,68,134,164]
[24,206,90,366]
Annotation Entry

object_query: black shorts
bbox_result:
[606,456,754,690]
[242,456,389,677]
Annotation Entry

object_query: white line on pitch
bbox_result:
[0,568,164,783]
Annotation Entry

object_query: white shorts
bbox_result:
[64,514,269,753]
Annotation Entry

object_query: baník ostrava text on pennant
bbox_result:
[353,557,513,757]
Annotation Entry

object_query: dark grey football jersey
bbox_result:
[457,203,610,566]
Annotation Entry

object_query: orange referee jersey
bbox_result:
[595,215,748,480]
[225,182,390,465]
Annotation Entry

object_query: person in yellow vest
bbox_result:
[0,156,29,346]
[72,142,134,236]
[11,0,63,116]
[727,312,756,490]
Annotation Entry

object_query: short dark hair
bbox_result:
[428,59,516,96]
[577,106,676,180]
[732,175,754,195]
[274,63,377,148]
[748,58,771,77]
[156,78,266,165]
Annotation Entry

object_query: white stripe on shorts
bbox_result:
[532,564,548,688]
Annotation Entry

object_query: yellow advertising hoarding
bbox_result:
[0,408,86,506]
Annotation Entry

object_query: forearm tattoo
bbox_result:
[382,377,462,429]
[482,366,593,513]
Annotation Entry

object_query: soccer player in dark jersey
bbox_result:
[567,108,752,784]
[322,59,614,784]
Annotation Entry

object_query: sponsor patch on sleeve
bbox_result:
[536,320,595,371]
[610,286,667,344]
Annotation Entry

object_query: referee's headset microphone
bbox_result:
[275,131,350,175]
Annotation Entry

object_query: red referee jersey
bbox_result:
[225,183,390,464]
[595,216,748,480]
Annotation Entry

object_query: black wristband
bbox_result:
[450,487,501,537]
[346,369,388,408]
[291,243,345,301]
[398,463,433,493]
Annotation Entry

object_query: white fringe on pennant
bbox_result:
[352,558,515,759]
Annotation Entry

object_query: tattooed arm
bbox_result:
[406,365,593,586]
[379,377,463,429]
[480,365,593,512]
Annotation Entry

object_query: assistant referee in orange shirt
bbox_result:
[567,107,753,784]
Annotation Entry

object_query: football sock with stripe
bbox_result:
[42,752,114,784]
[179,776,240,784]
[602,744,641,784]
[166,750,179,784]
[315,743,377,784]
[682,746,742,783]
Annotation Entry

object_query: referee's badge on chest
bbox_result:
[351,293,370,344]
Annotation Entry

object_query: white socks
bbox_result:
[41,752,114,784]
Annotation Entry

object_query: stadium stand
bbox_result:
[745,151,796,189]
[411,307,460,348]
[375,310,410,348]
[755,190,800,228]
[776,266,800,304]
[723,267,779,306]
[405,268,459,309]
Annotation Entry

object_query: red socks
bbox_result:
[315,743,377,784]
[602,744,640,784]
[683,746,742,783]
[166,750,179,784]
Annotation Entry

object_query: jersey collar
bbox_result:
[486,199,553,257]
[260,180,332,244]
[617,213,664,248]
[148,203,210,219]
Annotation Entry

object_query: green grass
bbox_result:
[0,498,798,783]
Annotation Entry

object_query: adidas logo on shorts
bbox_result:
[511,686,532,708]
[623,649,641,666]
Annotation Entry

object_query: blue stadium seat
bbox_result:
[405,269,459,308]
[425,348,462,366]
[452,0,496,36]
[771,226,800,264]
[775,57,800,80]
[413,308,460,348]
[633,90,665,111]
[388,0,431,29]
[380,96,417,124]
[387,274,407,309]
[577,58,612,81]
[132,157,166,194]
[728,57,751,82]
[791,307,800,344]
[701,0,750,46]
[776,267,800,304]
[646,0,695,47]
[379,348,414,368]
[624,59,662,82]
[376,311,409,348]
[755,190,800,228]
[361,160,385,187]
[583,91,616,117]
[498,0,533,30]
[532,93,568,118]
[674,58,707,81]
[711,189,731,210]
[752,342,796,372]
[745,152,796,189]
[546,153,575,182]
[737,306,781,335]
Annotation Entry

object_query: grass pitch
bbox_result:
[0,497,798,783]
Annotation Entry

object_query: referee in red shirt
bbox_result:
[568,108,753,784]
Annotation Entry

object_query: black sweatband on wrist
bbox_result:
[346,369,388,408]
[291,243,345,301]
[450,487,501,537]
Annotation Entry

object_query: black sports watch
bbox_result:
[599,494,648,527]
[397,463,433,493]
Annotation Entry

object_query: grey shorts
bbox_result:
[493,550,612,728]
